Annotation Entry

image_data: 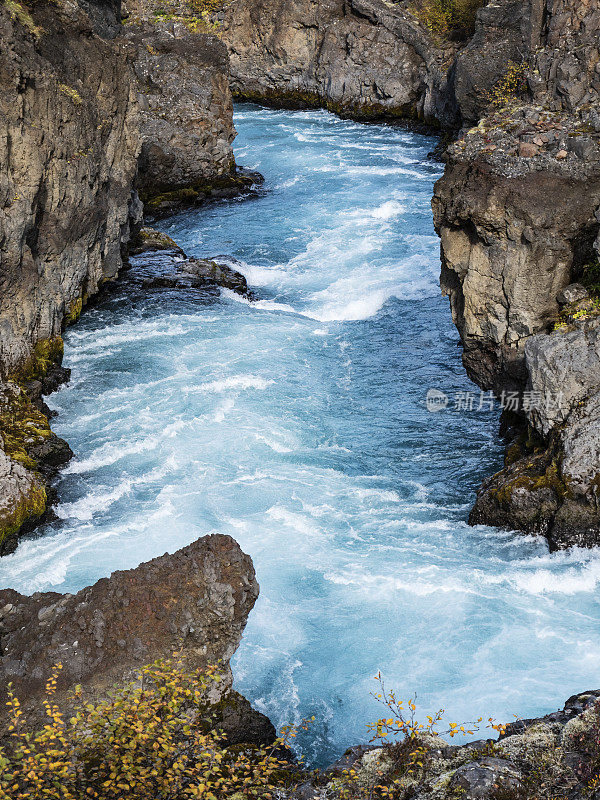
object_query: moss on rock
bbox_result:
[130,226,184,255]
[64,297,83,327]
[0,476,47,549]
[10,336,64,385]
[0,389,52,471]
[0,334,72,548]
[141,171,263,217]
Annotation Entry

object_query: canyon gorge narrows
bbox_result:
[1,0,600,792]
[3,106,600,766]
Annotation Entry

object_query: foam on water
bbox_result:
[1,105,600,766]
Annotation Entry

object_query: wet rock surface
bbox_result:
[128,227,254,297]
[0,533,263,737]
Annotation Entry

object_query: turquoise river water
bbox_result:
[2,105,600,765]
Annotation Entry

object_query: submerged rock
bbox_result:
[129,226,186,256]
[129,227,253,297]
[0,533,269,745]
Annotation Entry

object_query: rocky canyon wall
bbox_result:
[124,18,260,216]
[0,0,141,377]
[433,0,600,547]
[217,0,460,125]
[0,0,142,549]
[0,0,247,549]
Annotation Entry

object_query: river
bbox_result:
[2,105,600,765]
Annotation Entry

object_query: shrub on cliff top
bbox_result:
[0,659,299,800]
[409,0,485,38]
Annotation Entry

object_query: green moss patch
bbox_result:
[9,336,64,385]
[232,88,435,126]
[0,335,68,545]
[64,297,83,327]
[580,257,600,299]
[0,386,52,471]
[0,477,47,547]
[142,172,262,215]
[492,456,570,508]
[131,227,183,254]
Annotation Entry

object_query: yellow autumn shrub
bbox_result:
[487,60,530,108]
[0,660,299,800]
[410,0,485,38]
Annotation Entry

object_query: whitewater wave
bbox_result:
[187,375,275,393]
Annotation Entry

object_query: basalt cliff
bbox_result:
[432,0,600,548]
[0,0,256,552]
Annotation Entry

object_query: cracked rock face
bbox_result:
[126,22,237,198]
[0,0,141,376]
[433,162,600,394]
[470,320,600,549]
[432,0,600,547]
[217,0,459,125]
[0,534,259,726]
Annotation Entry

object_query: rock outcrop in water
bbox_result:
[0,533,274,743]
[129,226,254,296]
